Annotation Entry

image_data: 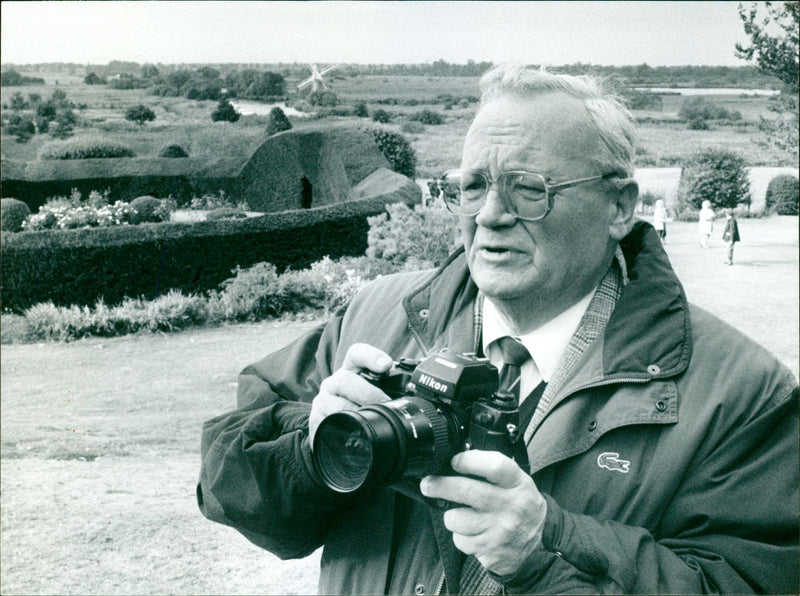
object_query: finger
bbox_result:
[451,450,526,489]
[442,506,487,536]
[420,474,491,509]
[341,343,394,374]
[320,370,392,406]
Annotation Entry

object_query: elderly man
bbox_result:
[198,64,798,594]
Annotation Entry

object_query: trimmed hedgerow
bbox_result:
[0,195,414,312]
[369,128,416,178]
[38,138,136,160]
[765,174,799,215]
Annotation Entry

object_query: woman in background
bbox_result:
[698,200,715,248]
[653,199,668,242]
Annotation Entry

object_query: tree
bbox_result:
[125,104,156,127]
[211,97,241,123]
[679,149,751,211]
[735,1,799,157]
[84,72,106,85]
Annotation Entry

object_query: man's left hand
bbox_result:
[420,450,547,576]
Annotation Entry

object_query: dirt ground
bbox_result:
[1,217,797,595]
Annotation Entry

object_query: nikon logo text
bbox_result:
[417,374,450,393]
[597,452,631,474]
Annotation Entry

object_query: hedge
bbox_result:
[1,195,416,312]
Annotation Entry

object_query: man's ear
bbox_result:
[608,178,638,241]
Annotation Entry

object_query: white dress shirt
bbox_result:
[482,289,597,402]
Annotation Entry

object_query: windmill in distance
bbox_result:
[297,64,339,93]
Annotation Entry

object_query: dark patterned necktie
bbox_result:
[495,336,530,401]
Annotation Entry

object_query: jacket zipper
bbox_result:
[434,569,445,595]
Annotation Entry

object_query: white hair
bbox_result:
[478,63,638,178]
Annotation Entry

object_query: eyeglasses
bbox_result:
[438,169,618,221]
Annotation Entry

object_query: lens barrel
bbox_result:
[312,397,462,493]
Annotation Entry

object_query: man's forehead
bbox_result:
[463,94,602,166]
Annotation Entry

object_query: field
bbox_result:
[1,216,797,595]
[1,73,795,182]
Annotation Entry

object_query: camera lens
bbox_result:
[314,414,375,492]
[312,398,462,493]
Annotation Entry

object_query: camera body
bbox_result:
[312,350,525,494]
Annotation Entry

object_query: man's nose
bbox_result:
[475,187,516,227]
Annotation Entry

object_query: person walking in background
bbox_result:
[652,198,668,242]
[722,209,741,265]
[698,200,715,248]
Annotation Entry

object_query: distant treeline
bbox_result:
[2,60,785,90]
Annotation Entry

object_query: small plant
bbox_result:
[189,191,237,211]
[687,117,710,131]
[1,198,31,232]
[159,144,189,158]
[765,174,799,215]
[265,107,292,135]
[125,104,156,127]
[130,196,164,224]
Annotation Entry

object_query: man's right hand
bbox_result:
[308,343,394,445]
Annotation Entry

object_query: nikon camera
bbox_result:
[312,350,526,494]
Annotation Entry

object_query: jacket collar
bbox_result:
[403,221,691,382]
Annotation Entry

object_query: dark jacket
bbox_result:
[198,222,798,594]
[723,216,741,242]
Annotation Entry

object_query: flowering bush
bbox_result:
[22,189,136,231]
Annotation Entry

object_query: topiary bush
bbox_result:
[159,144,189,158]
[130,196,163,224]
[369,128,416,178]
[265,107,292,136]
[679,148,751,210]
[38,138,136,160]
[765,174,799,215]
[1,198,32,232]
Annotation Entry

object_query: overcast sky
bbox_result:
[1,1,756,67]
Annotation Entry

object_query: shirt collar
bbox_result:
[482,289,597,383]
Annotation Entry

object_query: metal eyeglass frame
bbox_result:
[439,169,619,221]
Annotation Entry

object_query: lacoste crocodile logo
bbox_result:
[597,452,631,473]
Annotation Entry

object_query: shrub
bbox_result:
[638,191,663,209]
[678,96,736,122]
[679,148,751,210]
[130,196,164,224]
[38,138,136,160]
[1,198,31,232]
[371,109,393,123]
[408,109,445,125]
[159,144,189,158]
[353,101,369,118]
[189,191,237,210]
[765,174,799,215]
[211,97,240,123]
[369,128,416,178]
[206,207,247,221]
[125,104,156,127]
[265,107,292,136]
[366,203,458,268]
